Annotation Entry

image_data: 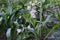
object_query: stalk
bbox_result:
[39,2,43,40]
[44,27,54,40]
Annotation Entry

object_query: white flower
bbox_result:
[19,16,21,19]
[27,6,31,10]
[17,29,21,34]
[14,20,18,24]
[30,9,36,18]
[0,17,3,22]
[27,25,34,32]
[27,25,30,29]
[32,3,35,6]
[6,28,11,38]
[29,1,32,5]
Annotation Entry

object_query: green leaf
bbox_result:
[22,14,30,22]
[30,18,36,27]
[53,24,60,30]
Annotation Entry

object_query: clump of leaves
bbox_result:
[0,0,60,40]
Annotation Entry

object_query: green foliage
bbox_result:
[0,0,60,40]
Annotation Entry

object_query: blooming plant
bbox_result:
[0,0,60,40]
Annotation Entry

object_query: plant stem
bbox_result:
[39,2,43,40]
[44,28,54,40]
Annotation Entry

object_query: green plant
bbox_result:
[0,0,60,40]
